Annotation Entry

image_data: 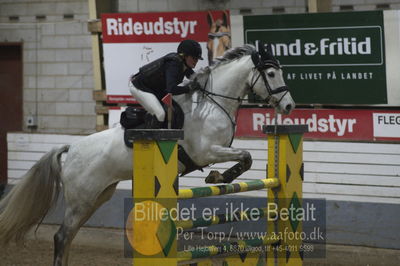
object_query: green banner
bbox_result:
[244,11,387,104]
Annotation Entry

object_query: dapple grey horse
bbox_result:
[0,44,294,266]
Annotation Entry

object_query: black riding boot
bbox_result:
[144,113,164,129]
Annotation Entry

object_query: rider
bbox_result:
[129,39,203,128]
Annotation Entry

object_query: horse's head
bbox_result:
[207,11,231,65]
[249,43,295,115]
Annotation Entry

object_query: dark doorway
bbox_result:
[0,43,23,194]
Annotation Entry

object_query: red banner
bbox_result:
[102,11,229,43]
[236,108,400,142]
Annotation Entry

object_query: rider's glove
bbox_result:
[188,79,201,91]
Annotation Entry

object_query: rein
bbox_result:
[193,51,290,146]
[197,74,240,128]
[195,73,240,148]
[197,54,290,106]
[198,86,242,103]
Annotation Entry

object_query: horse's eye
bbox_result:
[267,72,275,78]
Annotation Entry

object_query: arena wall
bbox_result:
[6,132,400,249]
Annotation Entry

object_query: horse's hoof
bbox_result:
[205,170,224,184]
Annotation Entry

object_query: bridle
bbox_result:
[198,51,290,104]
[194,49,290,146]
[250,51,290,107]
[208,32,231,39]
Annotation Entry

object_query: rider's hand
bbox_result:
[189,79,201,91]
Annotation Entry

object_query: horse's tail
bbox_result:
[0,145,70,245]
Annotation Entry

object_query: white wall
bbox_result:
[7,132,400,204]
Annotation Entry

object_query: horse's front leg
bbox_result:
[204,145,252,184]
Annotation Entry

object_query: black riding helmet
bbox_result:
[177,40,203,60]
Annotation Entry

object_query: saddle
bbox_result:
[120,102,203,176]
[121,101,184,133]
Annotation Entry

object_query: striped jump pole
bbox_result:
[264,125,308,266]
[179,178,279,199]
[127,129,183,266]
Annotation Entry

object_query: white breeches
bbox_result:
[129,81,165,122]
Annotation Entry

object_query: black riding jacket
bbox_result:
[131,53,194,100]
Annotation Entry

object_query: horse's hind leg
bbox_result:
[204,146,253,184]
[53,183,118,266]
[220,151,252,183]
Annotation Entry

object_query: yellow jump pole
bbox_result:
[127,129,184,266]
[264,125,308,266]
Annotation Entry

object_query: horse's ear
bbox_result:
[207,11,214,28]
[255,41,262,52]
[260,43,275,61]
[251,51,261,66]
[257,41,268,59]
[266,44,274,57]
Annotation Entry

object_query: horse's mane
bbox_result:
[191,44,256,84]
[211,44,256,66]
